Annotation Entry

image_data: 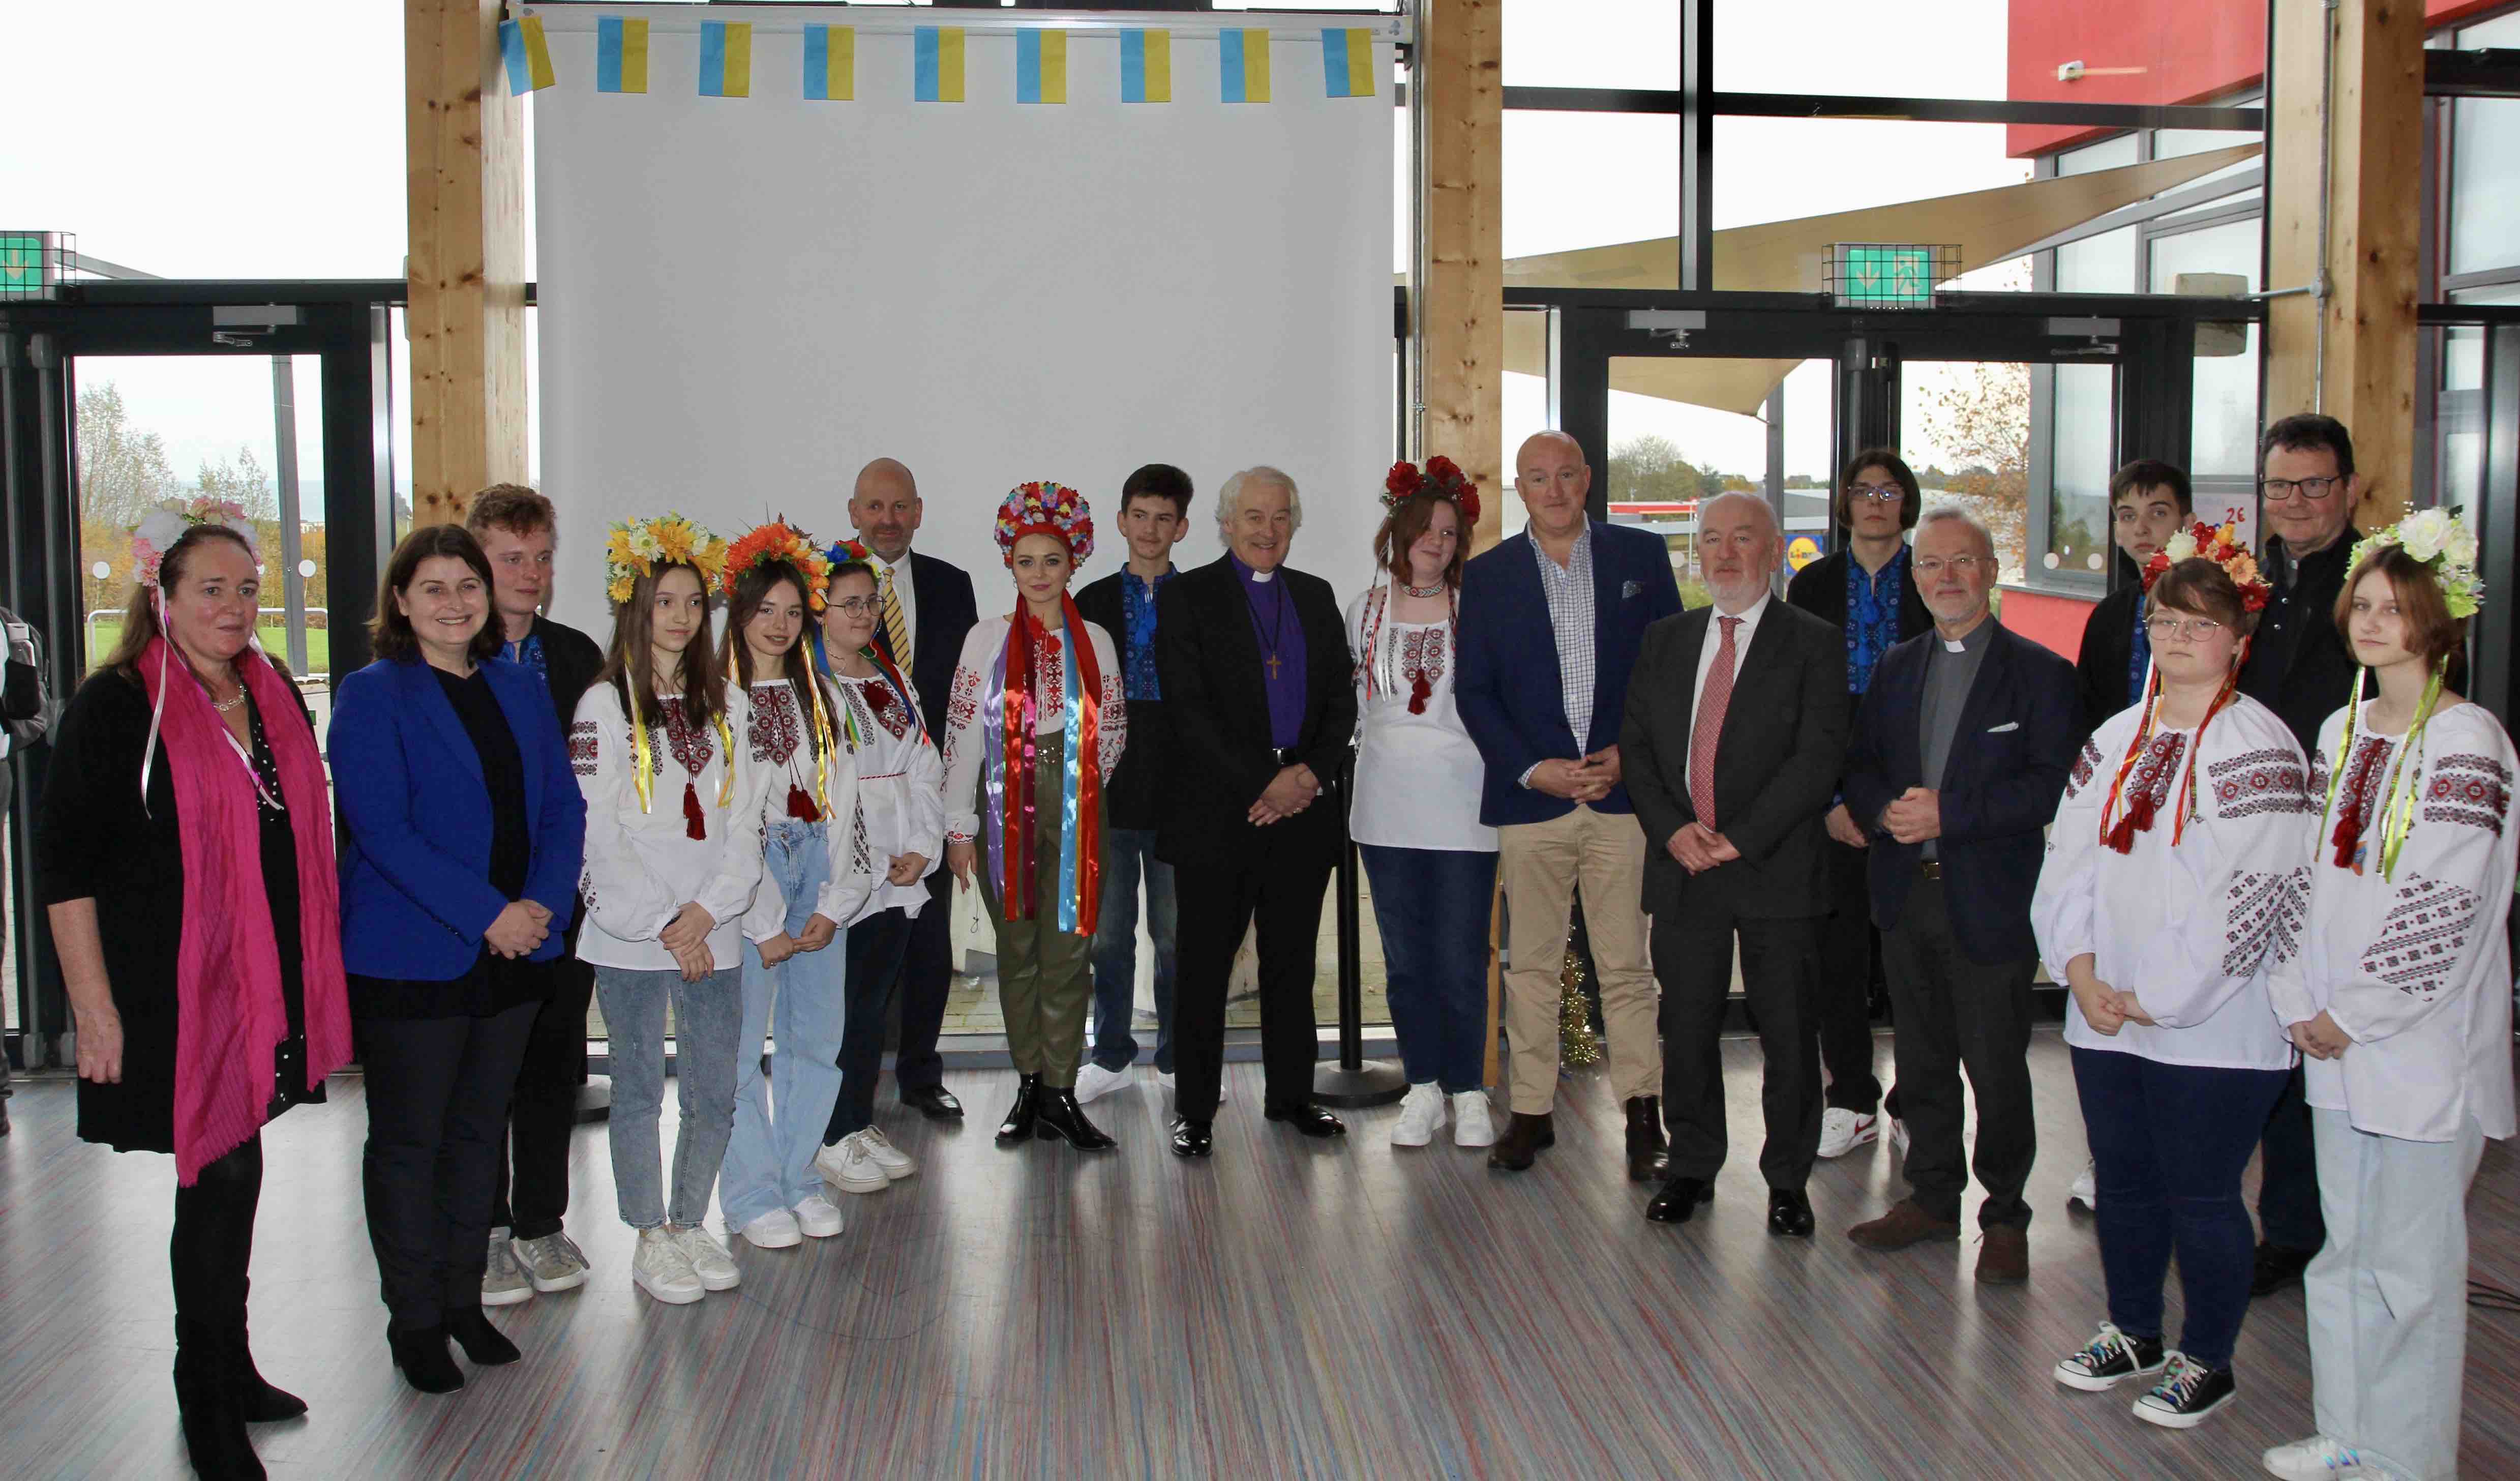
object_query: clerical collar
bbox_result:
[1937,615,1995,654]
[1229,552,1280,585]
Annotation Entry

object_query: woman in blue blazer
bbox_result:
[332,525,586,1396]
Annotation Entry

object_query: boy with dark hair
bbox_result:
[2075,459,2194,740]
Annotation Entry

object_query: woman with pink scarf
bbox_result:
[37,505,351,1481]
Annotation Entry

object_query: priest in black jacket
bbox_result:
[1155,466,1355,1158]
[1624,492,1848,1238]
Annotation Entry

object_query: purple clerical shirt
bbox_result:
[1231,552,1306,749]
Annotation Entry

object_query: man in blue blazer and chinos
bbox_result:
[1456,430,1683,1177]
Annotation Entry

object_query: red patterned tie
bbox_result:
[1689,616,1741,830]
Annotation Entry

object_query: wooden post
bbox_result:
[2264,0,2425,528]
[1421,0,1504,552]
[405,0,530,528]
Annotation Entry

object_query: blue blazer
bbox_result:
[1840,622,2079,965]
[334,656,588,981]
[1455,521,1682,827]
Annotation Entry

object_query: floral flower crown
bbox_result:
[719,519,833,610]
[131,496,258,588]
[2349,509,2484,618]
[1383,456,1482,527]
[823,537,880,581]
[2141,520,2268,612]
[604,513,727,606]
[993,482,1095,567]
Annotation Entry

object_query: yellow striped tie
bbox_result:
[880,566,911,664]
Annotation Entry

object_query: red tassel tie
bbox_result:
[683,780,706,841]
[1407,674,1432,715]
[2331,801,2363,870]
[788,783,821,822]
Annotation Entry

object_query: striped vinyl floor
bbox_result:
[3,1033,2517,1479]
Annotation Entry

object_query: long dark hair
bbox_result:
[594,561,725,725]
[102,524,295,685]
[721,559,827,757]
[371,524,502,665]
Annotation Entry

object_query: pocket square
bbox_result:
[1987,721,2020,733]
[1622,579,1644,599]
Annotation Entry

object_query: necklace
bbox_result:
[1246,578,1291,681]
[1401,580,1445,599]
[212,690,248,714]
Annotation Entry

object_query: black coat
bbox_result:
[1784,546,1932,643]
[1842,623,2081,965]
[1152,556,1356,870]
[2075,574,2147,744]
[1619,602,1849,919]
[527,613,605,730]
[876,551,980,744]
[2238,530,2364,757]
[1074,567,1173,833]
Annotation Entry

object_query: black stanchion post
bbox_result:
[1314,748,1405,1107]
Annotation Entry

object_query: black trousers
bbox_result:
[1815,836,1885,1113]
[892,874,954,1095]
[1172,837,1333,1121]
[826,905,919,1143]
[360,1002,538,1327]
[1879,877,2037,1230]
[2255,1062,2327,1251]
[1654,903,1824,1190]
[489,956,595,1241]
[172,1134,264,1358]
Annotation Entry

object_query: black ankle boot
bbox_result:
[997,1074,1043,1145]
[1034,1088,1118,1150]
[1624,1096,1671,1182]
[445,1306,522,1366]
[174,1349,266,1480]
[386,1321,466,1395]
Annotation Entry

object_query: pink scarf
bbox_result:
[140,637,351,1184]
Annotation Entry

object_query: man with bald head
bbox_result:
[1457,430,1684,1177]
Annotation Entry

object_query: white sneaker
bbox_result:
[482,1226,532,1306]
[815,1134,890,1195]
[739,1207,802,1250]
[510,1230,592,1294]
[631,1227,704,1306]
[1451,1091,1497,1148]
[1391,1083,1444,1147]
[1888,1117,1911,1156]
[1816,1108,1879,1159]
[674,1226,741,1291]
[2262,1436,2378,1479]
[2070,1159,2099,1212]
[1074,1061,1130,1105]
[859,1127,918,1180]
[792,1195,845,1239]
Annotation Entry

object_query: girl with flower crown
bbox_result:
[2032,534,2318,1431]
[940,483,1128,1152]
[1343,456,1499,1150]
[571,515,771,1306]
[2261,517,2516,1481]
[712,523,872,1252]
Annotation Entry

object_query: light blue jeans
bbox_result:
[595,962,743,1230]
[719,818,850,1230]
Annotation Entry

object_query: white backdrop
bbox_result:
[533,8,1396,635]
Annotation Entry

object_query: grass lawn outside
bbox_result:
[84,618,332,675]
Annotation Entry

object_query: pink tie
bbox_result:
[1689,616,1741,830]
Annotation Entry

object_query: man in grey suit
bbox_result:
[1620,493,1850,1238]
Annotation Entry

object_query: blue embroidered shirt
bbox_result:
[1120,566,1176,702]
[2126,596,2151,708]
[503,629,546,676]
[1843,545,1910,696]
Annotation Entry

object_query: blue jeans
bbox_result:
[2071,1045,2291,1369]
[719,820,849,1230]
[595,963,744,1230]
[1360,844,1497,1094]
[1089,827,1177,1074]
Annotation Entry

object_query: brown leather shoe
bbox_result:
[1847,1200,1963,1251]
[1486,1112,1555,1172]
[1975,1224,2029,1285]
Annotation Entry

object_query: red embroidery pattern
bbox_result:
[2124,730,2188,814]
[2425,753,2512,837]
[749,686,804,766]
[2221,866,2310,977]
[568,719,598,777]
[1098,669,1128,781]
[944,665,982,759]
[2329,734,2394,866]
[1397,626,1448,715]
[659,697,710,779]
[2360,877,2483,997]
[2209,748,2312,819]
[2067,738,2104,798]
[844,676,913,743]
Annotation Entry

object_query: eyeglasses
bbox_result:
[1912,555,1985,577]
[828,596,879,616]
[2146,615,2226,641]
[1845,483,1904,505]
[2260,475,2345,503]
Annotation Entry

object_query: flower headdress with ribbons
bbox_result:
[1381,455,1482,528]
[809,538,924,750]
[1361,457,1479,713]
[723,519,840,823]
[984,483,1105,936]
[130,497,278,814]
[2097,521,2270,852]
[993,480,1096,567]
[604,513,736,835]
[2318,510,2487,879]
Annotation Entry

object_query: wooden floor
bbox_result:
[5,1033,2520,1480]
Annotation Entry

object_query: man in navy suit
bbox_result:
[1841,506,2078,1286]
[851,458,980,1123]
[1456,430,1683,1176]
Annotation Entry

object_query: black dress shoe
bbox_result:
[1624,1095,1671,1182]
[997,1074,1042,1145]
[1170,1116,1214,1158]
[2251,1240,2317,1297]
[1487,1111,1555,1171]
[1264,1103,1347,1139]
[1035,1088,1118,1150]
[1766,1188,1815,1238]
[386,1321,465,1395]
[903,1085,964,1121]
[445,1307,521,1366]
[1644,1175,1715,1224]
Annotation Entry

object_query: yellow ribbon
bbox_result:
[624,682,738,815]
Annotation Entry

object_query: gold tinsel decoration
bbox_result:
[1558,943,1602,1067]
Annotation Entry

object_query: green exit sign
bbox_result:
[0,233,58,299]
[1831,242,1952,309]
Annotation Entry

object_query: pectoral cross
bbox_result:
[1264,651,1283,681]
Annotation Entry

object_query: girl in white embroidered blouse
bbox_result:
[2263,520,2517,1481]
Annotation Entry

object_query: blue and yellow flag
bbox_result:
[1120,29,1170,104]
[499,15,556,95]
[914,26,966,103]
[1016,29,1067,105]
[596,16,648,95]
[804,24,854,101]
[1322,27,1373,99]
[699,20,752,98]
[1220,28,1270,104]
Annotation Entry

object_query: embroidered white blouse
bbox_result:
[941,614,1126,845]
[1344,585,1494,853]
[827,663,946,924]
[728,677,872,942]
[2033,694,2316,1071]
[571,683,771,973]
[2268,702,2519,1142]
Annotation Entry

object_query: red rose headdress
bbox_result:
[2140,520,2268,610]
[1383,455,1482,527]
